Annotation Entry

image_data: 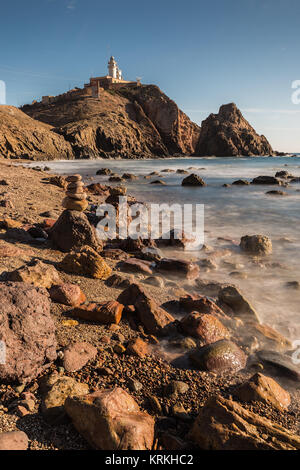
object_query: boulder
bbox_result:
[266,190,288,196]
[180,312,230,344]
[189,339,247,373]
[70,301,124,325]
[63,342,98,372]
[157,258,200,280]
[218,285,259,321]
[96,168,112,175]
[49,210,102,252]
[181,174,206,186]
[59,246,112,279]
[49,283,86,307]
[232,179,250,185]
[179,293,229,320]
[9,260,61,288]
[65,387,155,450]
[195,103,273,157]
[240,235,272,255]
[121,258,153,275]
[127,338,150,358]
[190,395,300,450]
[0,431,28,450]
[156,229,196,250]
[235,373,290,410]
[251,176,281,185]
[117,283,174,336]
[42,375,89,424]
[0,282,57,384]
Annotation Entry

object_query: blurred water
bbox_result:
[26,156,300,338]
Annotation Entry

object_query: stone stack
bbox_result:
[62,174,88,212]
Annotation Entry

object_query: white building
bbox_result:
[108,56,123,80]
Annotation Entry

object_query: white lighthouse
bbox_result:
[107,56,122,80]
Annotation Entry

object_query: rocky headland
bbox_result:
[195,103,274,157]
[0,85,274,160]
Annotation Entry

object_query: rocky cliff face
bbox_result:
[195,103,273,157]
[0,106,73,160]
[2,91,274,160]
[21,85,201,159]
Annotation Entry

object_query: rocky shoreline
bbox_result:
[0,160,300,451]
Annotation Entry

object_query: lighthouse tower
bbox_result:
[108,56,122,79]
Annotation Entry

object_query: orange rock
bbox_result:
[127,338,150,358]
[181,312,230,344]
[235,373,291,410]
[70,301,123,325]
[59,246,111,279]
[65,387,155,450]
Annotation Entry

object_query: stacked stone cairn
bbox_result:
[62,174,88,212]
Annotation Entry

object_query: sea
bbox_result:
[25,155,300,340]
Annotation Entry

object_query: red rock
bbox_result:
[65,387,155,450]
[0,282,57,384]
[9,260,61,289]
[0,431,28,450]
[121,258,153,274]
[181,312,230,344]
[49,283,86,307]
[180,294,229,320]
[43,218,57,231]
[117,283,174,336]
[190,339,247,373]
[190,395,300,450]
[157,258,200,280]
[63,342,97,372]
[70,301,123,325]
[127,338,150,358]
[235,373,291,410]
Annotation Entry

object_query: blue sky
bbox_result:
[0,0,299,151]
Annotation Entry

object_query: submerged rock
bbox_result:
[189,339,247,373]
[218,285,259,321]
[157,258,200,280]
[240,234,272,255]
[65,387,155,450]
[251,176,281,185]
[181,174,206,186]
[249,350,300,383]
